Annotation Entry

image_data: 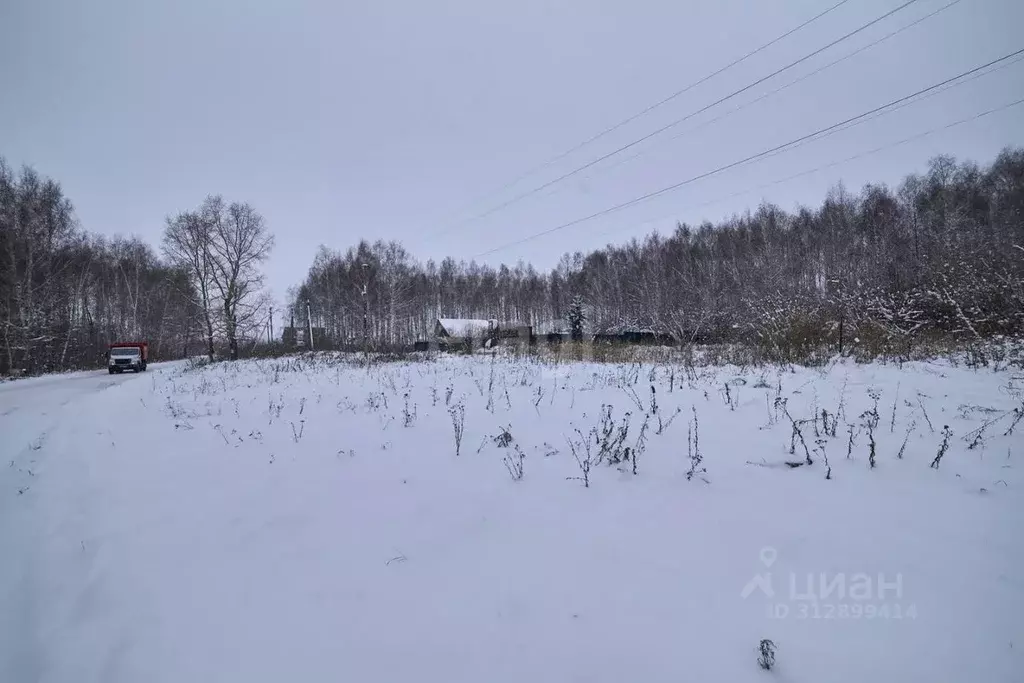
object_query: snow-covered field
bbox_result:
[2,353,1023,682]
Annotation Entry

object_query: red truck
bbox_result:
[107,341,149,374]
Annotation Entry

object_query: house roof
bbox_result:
[437,318,493,336]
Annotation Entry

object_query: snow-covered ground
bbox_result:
[2,353,1022,682]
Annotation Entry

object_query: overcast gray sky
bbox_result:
[2,0,1022,303]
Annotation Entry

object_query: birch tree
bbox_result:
[163,208,218,361]
[207,198,274,360]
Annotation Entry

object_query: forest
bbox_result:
[2,147,1022,375]
[292,147,1024,360]
[0,159,272,374]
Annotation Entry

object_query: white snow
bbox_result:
[2,354,1023,682]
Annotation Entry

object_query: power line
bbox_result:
[567,0,964,193]
[480,52,1024,257]
[439,0,923,237]
[594,95,1024,243]
[472,47,1024,258]
[439,0,855,219]
[753,51,1024,162]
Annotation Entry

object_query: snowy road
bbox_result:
[0,363,179,683]
[0,368,151,452]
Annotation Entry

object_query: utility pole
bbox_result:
[306,300,315,352]
[269,305,273,343]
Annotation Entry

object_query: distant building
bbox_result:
[423,318,532,351]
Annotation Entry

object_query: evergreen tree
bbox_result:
[566,295,586,341]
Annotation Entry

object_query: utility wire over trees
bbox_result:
[559,0,967,194]
[429,0,923,238]
[474,48,1024,258]
[430,0,857,236]
[293,147,1024,359]
[592,95,1024,246]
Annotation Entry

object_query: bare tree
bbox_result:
[206,198,274,360]
[163,209,217,361]
[161,197,273,361]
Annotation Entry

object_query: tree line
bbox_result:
[4,146,1019,375]
[0,157,273,375]
[292,147,1023,359]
